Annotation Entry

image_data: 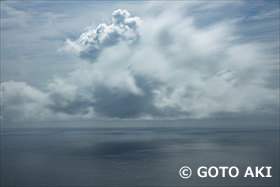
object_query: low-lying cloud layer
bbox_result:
[1,6,278,122]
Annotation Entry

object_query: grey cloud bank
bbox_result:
[1,6,278,122]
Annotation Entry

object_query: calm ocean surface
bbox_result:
[1,126,279,186]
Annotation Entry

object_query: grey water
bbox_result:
[1,126,279,186]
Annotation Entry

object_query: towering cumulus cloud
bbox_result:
[0,7,278,122]
[61,9,141,62]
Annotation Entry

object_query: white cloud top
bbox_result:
[60,9,141,62]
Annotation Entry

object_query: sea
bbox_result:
[1,126,279,186]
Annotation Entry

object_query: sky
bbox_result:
[0,0,279,126]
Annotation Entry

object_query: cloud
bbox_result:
[0,80,94,122]
[0,81,48,121]
[1,6,278,122]
[249,9,279,21]
[1,3,31,29]
[60,9,141,62]
[46,78,93,115]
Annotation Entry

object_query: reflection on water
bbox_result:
[1,127,279,186]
